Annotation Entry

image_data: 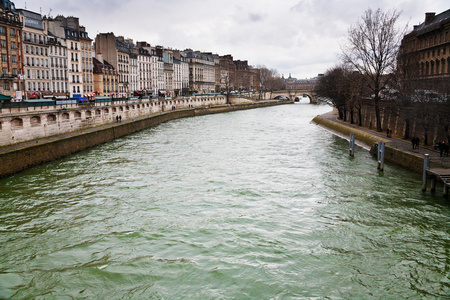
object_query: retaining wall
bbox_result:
[312,114,430,174]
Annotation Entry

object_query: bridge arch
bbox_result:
[264,90,318,104]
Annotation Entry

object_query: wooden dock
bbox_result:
[423,168,450,197]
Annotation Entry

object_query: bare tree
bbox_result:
[346,70,367,125]
[315,65,351,120]
[342,8,403,132]
[392,49,419,139]
[258,66,284,99]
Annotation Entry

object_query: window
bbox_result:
[11,55,17,64]
[1,54,7,63]
[0,26,5,35]
[0,40,6,48]
[11,41,16,49]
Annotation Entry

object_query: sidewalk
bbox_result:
[315,111,450,171]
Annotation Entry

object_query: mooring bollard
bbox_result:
[349,133,355,157]
[422,154,430,192]
[377,142,385,171]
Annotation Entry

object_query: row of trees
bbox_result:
[258,67,286,91]
[315,8,450,144]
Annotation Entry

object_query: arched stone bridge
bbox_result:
[262,90,318,103]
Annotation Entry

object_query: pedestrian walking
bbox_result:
[116,115,119,123]
[119,115,122,122]
[438,141,445,157]
[386,128,390,137]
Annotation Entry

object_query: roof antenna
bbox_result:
[25,2,27,9]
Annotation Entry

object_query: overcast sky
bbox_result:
[21,0,449,79]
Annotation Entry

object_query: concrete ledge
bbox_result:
[312,115,389,147]
[0,100,291,178]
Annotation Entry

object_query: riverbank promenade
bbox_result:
[313,111,450,171]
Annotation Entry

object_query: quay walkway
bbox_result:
[313,111,449,196]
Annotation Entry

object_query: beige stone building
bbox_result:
[93,53,118,97]
[47,33,68,97]
[80,30,93,96]
[18,9,50,99]
[185,50,215,94]
[46,16,91,98]
[95,33,130,98]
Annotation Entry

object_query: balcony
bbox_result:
[0,73,17,80]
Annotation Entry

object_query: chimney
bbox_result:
[425,12,435,24]
[96,53,104,64]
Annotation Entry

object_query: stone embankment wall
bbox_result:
[312,114,430,174]
[0,96,225,146]
[0,99,292,178]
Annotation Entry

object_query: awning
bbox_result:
[0,94,12,100]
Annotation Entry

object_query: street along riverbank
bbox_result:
[0,100,291,178]
[312,111,450,174]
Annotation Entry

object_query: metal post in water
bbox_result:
[377,142,381,162]
[377,142,385,171]
[349,133,355,157]
[431,176,436,193]
[422,154,430,192]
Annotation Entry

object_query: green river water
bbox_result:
[0,103,449,299]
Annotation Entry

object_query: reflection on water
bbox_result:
[0,104,448,299]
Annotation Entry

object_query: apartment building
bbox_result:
[173,50,189,96]
[95,33,131,97]
[185,50,215,94]
[46,16,91,97]
[93,53,118,97]
[0,0,23,98]
[47,33,68,96]
[18,9,51,99]
[137,46,152,95]
[80,29,93,95]
[399,9,450,87]
[129,52,138,96]
[157,47,173,96]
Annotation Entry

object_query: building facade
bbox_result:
[399,9,450,89]
[80,29,93,96]
[185,50,215,94]
[47,33,68,97]
[18,9,50,99]
[95,33,131,98]
[93,53,118,97]
[129,52,138,96]
[0,0,23,98]
[46,16,92,98]
[137,47,151,95]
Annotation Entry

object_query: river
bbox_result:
[0,103,449,299]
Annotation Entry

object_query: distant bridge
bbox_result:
[262,90,318,104]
